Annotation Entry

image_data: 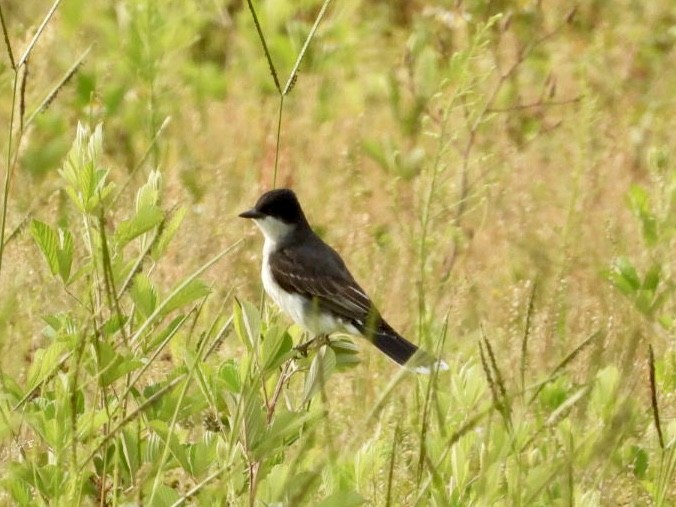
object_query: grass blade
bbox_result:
[17,0,63,66]
[25,45,92,127]
[129,239,243,348]
[648,344,664,450]
[282,0,333,96]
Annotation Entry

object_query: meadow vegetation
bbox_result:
[0,0,674,505]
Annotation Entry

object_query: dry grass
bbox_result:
[0,0,674,504]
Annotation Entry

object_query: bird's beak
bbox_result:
[239,208,265,219]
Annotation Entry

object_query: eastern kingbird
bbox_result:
[239,188,448,374]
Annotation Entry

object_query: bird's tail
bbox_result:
[371,323,448,374]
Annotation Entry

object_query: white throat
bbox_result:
[252,216,295,247]
[254,216,353,337]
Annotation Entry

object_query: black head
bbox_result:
[239,188,308,225]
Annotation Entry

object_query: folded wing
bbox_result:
[268,235,378,331]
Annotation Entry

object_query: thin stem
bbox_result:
[148,307,212,504]
[486,95,582,113]
[79,376,184,471]
[417,105,450,340]
[648,345,664,450]
[169,464,232,507]
[267,361,296,423]
[0,70,20,280]
[246,0,281,94]
[17,0,63,67]
[273,95,284,188]
[25,45,92,128]
[128,239,243,348]
[282,0,333,96]
[112,116,171,206]
[0,4,16,69]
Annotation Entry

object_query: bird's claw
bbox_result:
[293,335,330,357]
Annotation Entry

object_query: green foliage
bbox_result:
[59,123,114,214]
[2,122,366,505]
[606,144,676,328]
[30,220,74,283]
[0,0,674,505]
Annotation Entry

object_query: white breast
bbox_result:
[261,244,307,325]
[260,238,358,336]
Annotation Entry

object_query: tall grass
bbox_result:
[0,1,674,505]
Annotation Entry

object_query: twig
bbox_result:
[486,96,582,113]
[648,345,664,450]
[0,4,16,69]
[441,9,576,279]
[266,361,296,423]
[25,45,92,127]
[528,330,600,404]
[246,0,281,94]
[282,0,333,96]
[520,280,537,393]
[17,0,63,67]
[79,375,184,470]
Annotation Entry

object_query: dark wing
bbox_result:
[268,235,379,328]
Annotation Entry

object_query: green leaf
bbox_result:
[242,390,265,453]
[148,484,181,507]
[317,491,366,507]
[627,184,649,214]
[414,46,440,99]
[146,315,188,351]
[161,279,210,316]
[591,366,620,419]
[136,169,161,211]
[302,345,336,404]
[97,342,144,387]
[115,204,164,247]
[218,360,241,393]
[5,473,32,506]
[640,214,658,246]
[76,407,111,441]
[658,314,674,330]
[101,314,127,336]
[145,431,162,463]
[131,274,158,318]
[233,299,261,350]
[608,257,641,294]
[148,420,191,472]
[629,445,648,479]
[538,377,570,410]
[59,123,113,213]
[26,341,68,392]
[331,337,361,370]
[643,263,661,292]
[187,440,216,477]
[635,289,661,316]
[0,375,24,404]
[56,228,74,282]
[30,220,73,283]
[256,409,319,457]
[119,428,141,478]
[152,205,187,260]
[262,325,293,372]
[627,185,658,245]
[35,464,65,499]
[362,138,393,173]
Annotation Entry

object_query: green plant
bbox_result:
[1,0,675,505]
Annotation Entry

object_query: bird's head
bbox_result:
[239,188,309,243]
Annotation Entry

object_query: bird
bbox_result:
[239,188,448,374]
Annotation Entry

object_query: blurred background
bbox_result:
[2,0,673,368]
[0,0,674,503]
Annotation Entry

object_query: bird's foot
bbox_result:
[294,337,315,357]
[294,334,329,357]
